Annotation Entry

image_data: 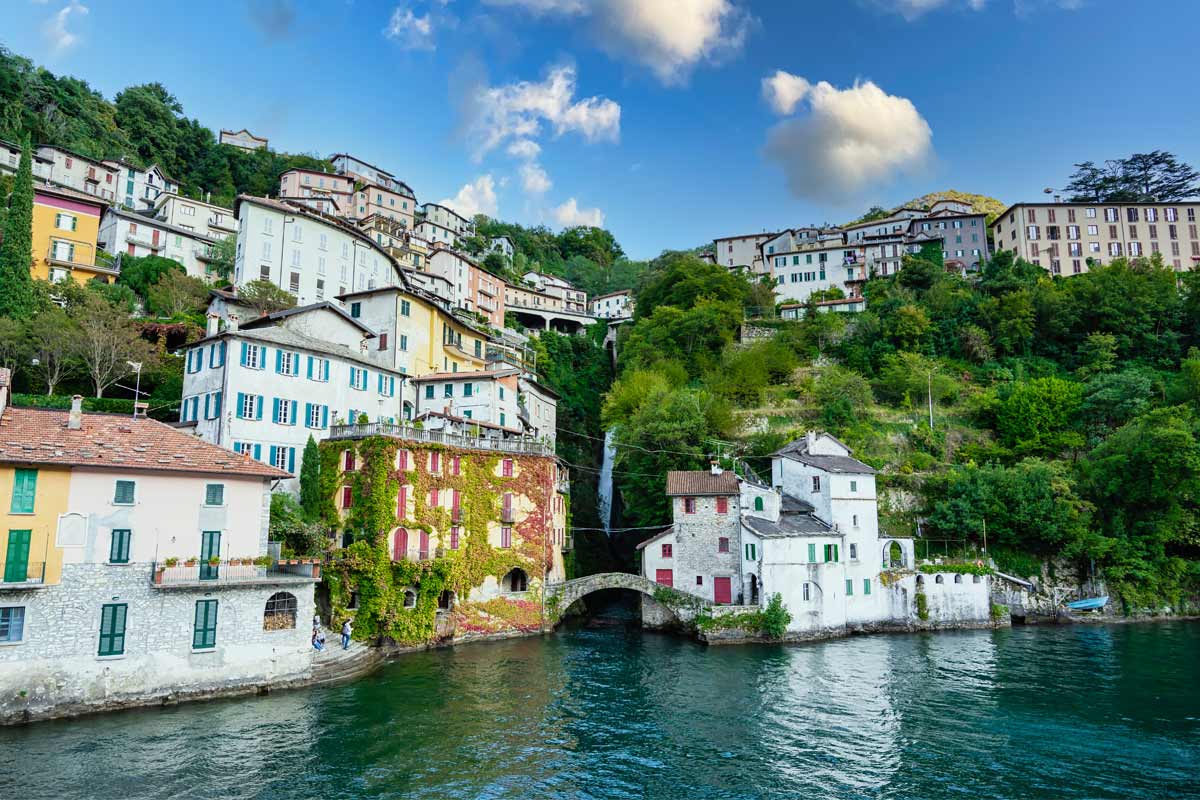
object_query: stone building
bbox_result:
[639,432,992,636]
[0,387,319,723]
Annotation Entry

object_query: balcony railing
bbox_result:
[329,421,554,456]
[209,216,236,232]
[151,559,321,588]
[127,231,164,250]
[0,561,48,589]
[500,507,516,524]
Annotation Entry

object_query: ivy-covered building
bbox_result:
[318,424,570,645]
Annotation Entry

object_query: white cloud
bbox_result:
[519,162,552,194]
[873,0,1080,19]
[483,0,753,85]
[384,6,435,50]
[506,139,542,160]
[761,70,811,116]
[552,197,604,228]
[43,1,88,54]
[763,78,933,204]
[466,64,620,159]
[439,174,499,218]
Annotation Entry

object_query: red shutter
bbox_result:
[503,459,513,477]
[345,451,355,471]
[718,537,729,553]
[398,450,408,470]
[431,488,439,507]
[431,452,440,472]
[393,529,407,560]
[716,497,728,514]
[450,527,459,550]
[655,569,673,587]
[342,487,352,508]
[662,543,672,558]
[452,456,461,475]
[714,577,732,605]
[397,487,407,519]
[419,531,429,559]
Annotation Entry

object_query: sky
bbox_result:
[4,0,1200,259]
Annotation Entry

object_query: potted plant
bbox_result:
[185,557,198,567]
[164,557,179,568]
[253,555,273,568]
[207,556,220,567]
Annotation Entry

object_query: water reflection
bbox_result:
[0,622,1197,800]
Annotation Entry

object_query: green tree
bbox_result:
[299,435,322,520]
[1075,332,1118,378]
[994,376,1084,457]
[206,235,236,282]
[26,307,80,394]
[883,304,931,351]
[147,269,208,317]
[635,254,751,321]
[0,134,35,318]
[238,279,296,316]
[117,253,185,300]
[71,295,157,398]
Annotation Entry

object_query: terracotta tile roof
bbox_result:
[0,407,288,479]
[665,470,740,496]
[412,369,517,382]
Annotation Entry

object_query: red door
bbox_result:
[655,569,673,587]
[419,531,430,560]
[392,529,407,561]
[714,576,732,605]
[151,230,160,247]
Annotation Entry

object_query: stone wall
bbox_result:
[0,562,316,724]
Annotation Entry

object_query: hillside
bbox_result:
[847,190,1008,226]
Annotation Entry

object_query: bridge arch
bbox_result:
[545,572,712,626]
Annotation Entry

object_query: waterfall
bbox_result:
[598,429,616,535]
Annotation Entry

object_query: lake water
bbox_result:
[2,618,1198,799]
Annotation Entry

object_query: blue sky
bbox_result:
[5,0,1199,258]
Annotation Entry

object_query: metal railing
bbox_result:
[0,562,48,588]
[127,231,164,250]
[329,421,553,456]
[151,560,320,587]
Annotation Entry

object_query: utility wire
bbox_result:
[555,425,734,458]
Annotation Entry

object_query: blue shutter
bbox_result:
[240,342,249,366]
[288,447,295,473]
[269,445,278,466]
[218,341,226,366]
[255,396,263,420]
[290,400,298,426]
[349,367,356,388]
[203,394,210,419]
[213,391,222,416]
[292,352,300,374]
[323,360,329,381]
[253,444,262,460]
[305,403,312,428]
[275,349,283,373]
[272,397,280,423]
[233,442,242,454]
[306,356,313,379]
[321,405,328,428]
[236,392,246,418]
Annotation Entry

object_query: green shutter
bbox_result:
[200,531,221,580]
[193,599,218,649]
[845,578,853,596]
[114,480,135,504]
[4,530,31,582]
[109,529,131,564]
[863,579,871,596]
[205,484,224,506]
[808,543,816,563]
[10,469,37,514]
[98,603,127,656]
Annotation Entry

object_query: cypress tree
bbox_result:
[0,135,35,318]
[299,434,322,520]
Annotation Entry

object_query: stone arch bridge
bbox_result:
[544,572,713,626]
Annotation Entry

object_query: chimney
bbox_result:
[134,401,148,419]
[710,459,723,476]
[206,313,220,337]
[68,395,83,430]
[805,430,816,450]
[227,313,239,333]
[359,338,369,354]
[0,367,9,419]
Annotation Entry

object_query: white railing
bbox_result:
[329,421,553,456]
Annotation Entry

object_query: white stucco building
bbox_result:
[639,432,991,635]
[154,194,238,241]
[180,303,410,493]
[103,160,177,212]
[591,289,633,319]
[98,206,223,280]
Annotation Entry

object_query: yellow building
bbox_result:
[0,463,69,587]
[31,184,116,285]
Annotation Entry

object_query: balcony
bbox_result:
[209,215,237,232]
[151,559,321,589]
[500,507,516,524]
[0,562,49,590]
[194,245,220,262]
[126,231,164,250]
[329,421,554,457]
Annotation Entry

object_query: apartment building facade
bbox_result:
[429,249,507,327]
[35,145,118,202]
[359,215,430,271]
[31,184,115,285]
[990,201,1200,275]
[278,168,354,216]
[591,289,633,319]
[98,206,222,279]
[154,194,238,241]
[419,202,475,241]
[219,129,268,150]
[522,272,588,314]
[0,138,53,180]
[713,232,774,274]
[0,390,317,724]
[103,160,177,212]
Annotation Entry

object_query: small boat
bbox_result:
[1065,596,1109,611]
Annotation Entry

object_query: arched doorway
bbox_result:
[749,574,759,605]
[393,528,408,561]
[883,540,906,569]
[503,568,529,593]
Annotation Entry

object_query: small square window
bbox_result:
[205,484,224,506]
[718,537,730,553]
[662,543,672,558]
[695,575,703,586]
[114,480,136,505]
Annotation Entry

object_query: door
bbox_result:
[200,530,221,580]
[655,569,673,588]
[4,530,31,583]
[151,229,160,247]
[714,576,732,605]
[393,529,408,561]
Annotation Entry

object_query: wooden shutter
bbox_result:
[109,530,131,564]
[114,480,135,504]
[98,603,127,656]
[193,599,218,649]
[10,469,37,514]
[4,530,31,582]
[655,569,673,587]
[393,529,408,560]
[206,484,224,506]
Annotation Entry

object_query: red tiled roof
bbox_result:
[0,407,288,479]
[665,470,739,496]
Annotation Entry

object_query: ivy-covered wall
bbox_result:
[319,435,568,645]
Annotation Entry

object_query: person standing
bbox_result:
[341,619,352,650]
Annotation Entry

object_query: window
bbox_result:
[431,452,441,473]
[240,343,265,370]
[716,497,728,514]
[502,459,514,477]
[399,334,408,351]
[718,537,730,553]
[350,302,361,318]
[0,607,25,643]
[10,469,36,514]
[449,528,460,550]
[342,487,353,508]
[823,543,839,562]
[500,527,512,548]
[745,543,757,560]
[54,212,77,231]
[193,599,218,649]
[444,383,453,398]
[849,543,858,560]
[683,497,697,514]
[849,480,857,492]
[204,484,224,507]
[98,603,127,656]
[845,579,853,596]
[802,583,811,602]
[811,476,821,493]
[424,385,434,400]
[114,480,136,505]
[400,300,411,316]
[104,528,132,564]
[264,592,297,630]
[662,543,673,558]
[349,367,368,391]
[807,543,817,562]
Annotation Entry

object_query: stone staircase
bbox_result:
[309,632,384,687]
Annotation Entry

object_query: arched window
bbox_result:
[935,575,945,584]
[753,496,764,512]
[972,574,981,584]
[916,575,925,586]
[393,528,408,561]
[504,568,529,593]
[403,589,417,609]
[885,541,905,569]
[264,592,297,630]
[954,574,963,584]
[437,590,455,610]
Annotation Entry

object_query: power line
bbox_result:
[555,425,730,458]
[570,525,670,532]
